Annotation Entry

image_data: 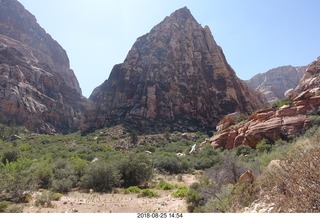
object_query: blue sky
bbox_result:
[18,0,320,97]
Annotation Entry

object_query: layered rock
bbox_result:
[82,7,265,134]
[0,0,85,133]
[246,65,306,103]
[211,57,320,149]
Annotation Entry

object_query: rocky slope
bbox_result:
[211,57,320,149]
[82,7,265,134]
[0,0,86,134]
[246,65,306,103]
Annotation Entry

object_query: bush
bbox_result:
[117,153,153,187]
[51,178,73,193]
[0,201,8,212]
[123,186,141,194]
[172,186,189,198]
[80,161,121,192]
[130,131,138,144]
[34,191,55,208]
[256,139,272,154]
[154,155,185,174]
[1,148,20,164]
[259,146,320,212]
[35,164,53,189]
[138,189,159,198]
[272,98,293,109]
[236,113,249,124]
[156,181,174,190]
[51,160,78,192]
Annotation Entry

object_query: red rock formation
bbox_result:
[210,57,320,149]
[82,7,265,134]
[0,0,86,133]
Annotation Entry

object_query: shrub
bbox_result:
[1,148,20,164]
[154,155,184,174]
[80,161,121,192]
[205,152,246,186]
[51,159,78,192]
[259,146,320,212]
[272,98,293,109]
[236,113,249,124]
[138,189,159,198]
[117,153,153,187]
[35,164,53,189]
[156,181,174,190]
[0,201,8,212]
[130,131,138,144]
[123,186,141,194]
[172,186,189,198]
[34,191,55,208]
[51,178,73,193]
[256,139,272,154]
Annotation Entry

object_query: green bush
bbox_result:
[272,98,293,109]
[0,201,8,213]
[35,164,53,189]
[236,113,249,124]
[154,155,184,174]
[1,148,20,164]
[123,186,141,194]
[51,160,78,192]
[172,186,189,198]
[117,153,153,187]
[80,161,121,192]
[156,181,174,190]
[34,191,55,208]
[256,139,272,154]
[51,178,74,193]
[138,189,159,198]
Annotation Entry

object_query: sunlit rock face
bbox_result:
[83,7,265,134]
[246,65,306,103]
[0,0,86,133]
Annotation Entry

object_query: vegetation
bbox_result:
[271,98,293,109]
[0,121,319,212]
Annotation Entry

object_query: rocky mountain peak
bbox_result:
[0,0,86,133]
[82,7,265,134]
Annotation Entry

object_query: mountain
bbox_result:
[210,57,320,149]
[246,65,306,103]
[82,7,266,134]
[0,0,86,134]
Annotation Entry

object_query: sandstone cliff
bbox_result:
[211,57,320,149]
[0,0,86,133]
[83,7,265,134]
[246,65,306,103]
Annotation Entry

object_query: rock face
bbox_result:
[0,0,85,133]
[83,7,265,134]
[211,57,320,149]
[246,65,306,103]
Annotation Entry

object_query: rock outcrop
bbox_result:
[210,57,320,149]
[82,7,265,134]
[246,65,306,103]
[0,0,86,133]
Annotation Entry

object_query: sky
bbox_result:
[18,0,320,98]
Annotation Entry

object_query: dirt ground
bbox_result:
[23,173,199,213]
